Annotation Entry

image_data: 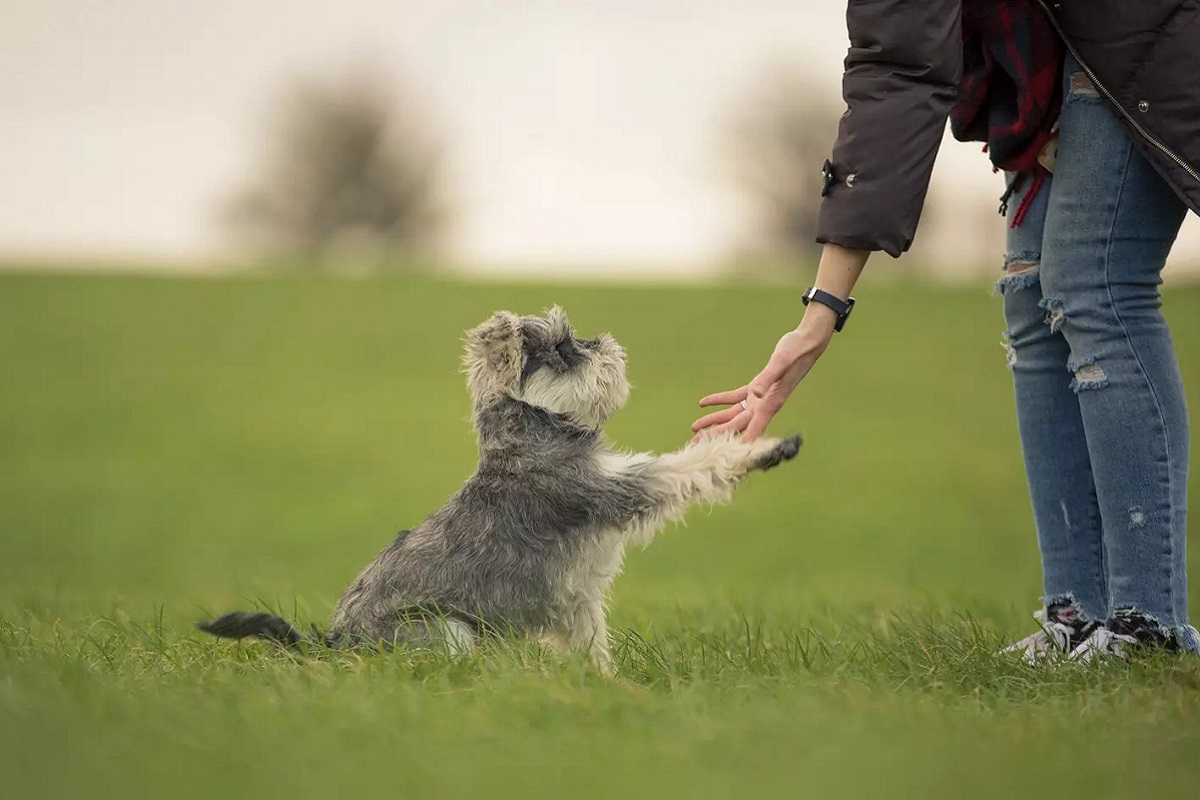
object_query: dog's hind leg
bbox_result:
[385,612,480,656]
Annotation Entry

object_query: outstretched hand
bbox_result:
[691,244,868,442]
[690,326,833,442]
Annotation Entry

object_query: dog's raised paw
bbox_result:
[757,434,802,471]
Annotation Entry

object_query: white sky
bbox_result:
[2,0,1197,275]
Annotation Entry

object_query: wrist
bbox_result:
[798,300,838,330]
[801,286,855,333]
[795,306,837,349]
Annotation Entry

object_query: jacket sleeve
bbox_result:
[816,0,962,258]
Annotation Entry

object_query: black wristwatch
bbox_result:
[801,287,855,332]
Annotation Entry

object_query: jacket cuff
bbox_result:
[815,161,913,259]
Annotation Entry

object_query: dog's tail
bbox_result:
[196,611,309,647]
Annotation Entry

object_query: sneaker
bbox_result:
[1068,615,1177,663]
[1002,606,1099,664]
[1067,626,1138,662]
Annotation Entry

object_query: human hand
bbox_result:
[691,244,867,442]
[690,317,836,442]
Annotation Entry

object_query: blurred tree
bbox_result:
[223,63,450,271]
[722,64,844,274]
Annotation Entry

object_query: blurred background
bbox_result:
[5,0,1199,281]
[5,5,1200,798]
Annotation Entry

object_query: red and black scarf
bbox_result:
[950,0,1064,226]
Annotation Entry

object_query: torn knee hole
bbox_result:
[1069,71,1101,99]
[1071,364,1108,392]
[1038,298,1065,332]
[1068,357,1108,392]
[1000,331,1017,368]
[995,258,1040,294]
[1006,261,1039,274]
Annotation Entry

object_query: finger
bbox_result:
[708,407,752,437]
[690,406,742,432]
[741,405,778,442]
[698,386,748,408]
[743,372,787,442]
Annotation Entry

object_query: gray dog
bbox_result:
[198,307,800,672]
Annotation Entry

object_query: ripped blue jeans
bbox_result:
[998,55,1198,651]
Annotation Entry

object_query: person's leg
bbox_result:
[1038,58,1197,651]
[999,169,1109,633]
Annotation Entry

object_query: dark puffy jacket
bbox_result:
[816,0,1200,258]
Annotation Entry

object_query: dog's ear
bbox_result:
[467,310,521,347]
[544,305,572,336]
[464,311,523,391]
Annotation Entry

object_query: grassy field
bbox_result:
[2,272,1199,798]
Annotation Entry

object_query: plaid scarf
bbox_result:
[950,0,1064,226]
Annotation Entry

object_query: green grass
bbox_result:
[2,272,1199,798]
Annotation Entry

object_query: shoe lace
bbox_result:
[1070,626,1138,662]
[1004,610,1076,656]
[1042,621,1076,651]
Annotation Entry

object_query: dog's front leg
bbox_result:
[648,432,800,510]
[539,602,615,677]
[609,433,800,546]
[569,601,614,676]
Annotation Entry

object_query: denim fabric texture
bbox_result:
[998,55,1198,651]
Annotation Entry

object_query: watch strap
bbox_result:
[802,287,855,332]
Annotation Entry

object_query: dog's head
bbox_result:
[463,306,629,429]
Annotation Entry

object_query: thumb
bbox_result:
[741,404,776,442]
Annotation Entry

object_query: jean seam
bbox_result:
[1101,142,1177,624]
[1095,490,1110,612]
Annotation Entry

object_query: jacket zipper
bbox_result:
[1035,0,1200,186]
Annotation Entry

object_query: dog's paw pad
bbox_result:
[758,435,802,470]
[778,435,802,460]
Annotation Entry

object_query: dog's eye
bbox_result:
[555,339,577,362]
[520,354,543,386]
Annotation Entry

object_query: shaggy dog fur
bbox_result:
[198,307,800,672]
